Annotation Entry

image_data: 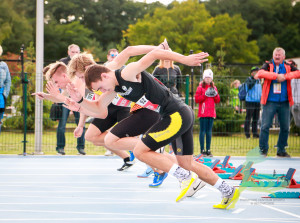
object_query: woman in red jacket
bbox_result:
[195,69,220,157]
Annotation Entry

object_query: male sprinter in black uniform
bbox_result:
[65,45,173,186]
[67,42,240,209]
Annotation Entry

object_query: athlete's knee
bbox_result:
[84,131,94,143]
[104,133,117,148]
[177,159,193,170]
[133,147,146,161]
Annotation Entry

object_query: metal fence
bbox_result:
[0,59,299,157]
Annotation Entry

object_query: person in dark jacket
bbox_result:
[152,55,182,98]
[244,67,262,139]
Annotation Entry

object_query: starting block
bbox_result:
[194,154,212,163]
[207,158,236,173]
[263,192,300,199]
[240,168,300,188]
[204,156,235,172]
[217,161,255,179]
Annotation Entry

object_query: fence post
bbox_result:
[189,50,194,109]
[185,74,190,105]
[22,72,28,155]
[20,45,28,155]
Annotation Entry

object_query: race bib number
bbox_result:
[273,83,281,94]
[133,95,160,112]
[112,94,131,107]
[85,92,95,101]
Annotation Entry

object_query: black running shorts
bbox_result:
[110,108,160,138]
[91,104,130,133]
[142,105,194,156]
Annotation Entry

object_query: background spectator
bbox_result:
[104,48,119,66]
[0,45,11,135]
[152,54,182,98]
[56,44,85,155]
[287,60,300,127]
[244,67,262,139]
[230,80,241,113]
[195,69,220,157]
[255,47,300,157]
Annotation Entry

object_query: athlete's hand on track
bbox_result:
[63,97,81,112]
[183,52,209,66]
[31,92,46,100]
[66,83,82,102]
[74,126,83,138]
[46,82,60,97]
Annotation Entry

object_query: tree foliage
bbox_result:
[203,0,300,60]
[0,0,33,53]
[124,0,259,63]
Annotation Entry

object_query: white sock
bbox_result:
[168,164,191,180]
[214,178,234,197]
[213,178,223,189]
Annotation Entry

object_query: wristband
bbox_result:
[77,97,83,104]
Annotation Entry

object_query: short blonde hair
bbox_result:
[45,62,67,81]
[68,53,95,79]
[0,45,3,56]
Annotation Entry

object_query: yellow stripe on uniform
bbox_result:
[148,112,182,142]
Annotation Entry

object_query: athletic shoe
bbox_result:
[137,166,154,178]
[129,151,135,161]
[213,188,240,210]
[276,152,291,158]
[206,150,213,157]
[104,150,114,156]
[117,161,134,171]
[176,172,198,202]
[77,149,86,155]
[149,172,168,187]
[202,151,207,157]
[57,148,65,155]
[187,178,206,197]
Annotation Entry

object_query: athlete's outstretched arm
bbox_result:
[66,82,116,119]
[122,48,209,81]
[106,41,168,70]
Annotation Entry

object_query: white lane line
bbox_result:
[195,194,207,199]
[232,208,245,214]
[0,210,298,222]
[261,204,300,219]
[0,173,139,176]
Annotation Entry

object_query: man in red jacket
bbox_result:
[255,47,300,157]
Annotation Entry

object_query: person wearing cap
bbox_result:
[195,69,220,157]
[244,67,262,139]
[254,47,300,157]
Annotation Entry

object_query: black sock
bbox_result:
[124,157,130,163]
